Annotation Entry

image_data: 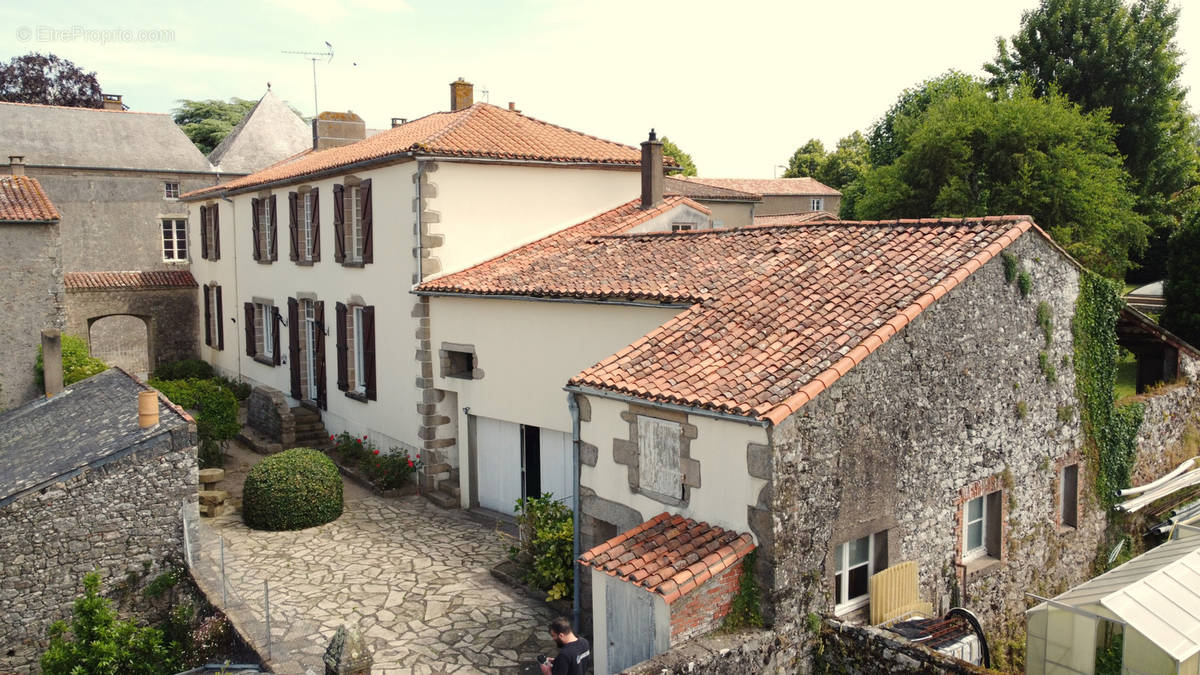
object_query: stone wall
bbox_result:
[0,220,64,408]
[0,424,197,673]
[768,231,1103,667]
[621,629,801,675]
[1129,351,1200,485]
[247,385,295,447]
[815,619,988,674]
[65,286,199,370]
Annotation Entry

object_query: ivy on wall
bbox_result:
[1073,272,1144,507]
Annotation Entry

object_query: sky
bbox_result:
[3,0,1200,178]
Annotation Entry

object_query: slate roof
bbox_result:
[0,175,60,222]
[578,512,755,604]
[664,176,761,202]
[0,101,213,173]
[419,202,1034,423]
[680,176,841,197]
[183,102,661,199]
[751,211,839,226]
[65,270,198,291]
[207,90,311,175]
[0,368,191,505]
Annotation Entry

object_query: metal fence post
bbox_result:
[220,535,227,607]
[264,580,272,660]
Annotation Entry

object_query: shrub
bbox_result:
[198,437,223,469]
[360,447,423,489]
[242,448,343,531]
[216,375,251,401]
[36,334,107,387]
[152,359,214,381]
[150,378,238,443]
[510,494,574,601]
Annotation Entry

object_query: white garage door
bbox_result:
[476,416,522,514]
[539,428,574,503]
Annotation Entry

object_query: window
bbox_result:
[670,223,693,232]
[811,198,823,211]
[164,182,179,199]
[834,531,887,614]
[261,198,273,256]
[638,415,682,499]
[352,306,365,392]
[200,203,219,260]
[349,186,363,262]
[334,179,371,265]
[260,303,274,358]
[303,191,314,260]
[203,284,223,350]
[445,350,475,378]
[1061,464,1079,529]
[335,302,375,400]
[161,219,187,261]
[963,490,1002,561]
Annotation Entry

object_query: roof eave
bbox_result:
[564,384,769,427]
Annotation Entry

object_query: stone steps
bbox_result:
[425,488,458,509]
[439,479,461,500]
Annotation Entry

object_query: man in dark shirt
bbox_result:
[539,616,590,675]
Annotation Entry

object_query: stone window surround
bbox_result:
[612,403,700,507]
[341,175,364,267]
[1054,450,1083,533]
[343,293,368,403]
[256,189,274,265]
[252,296,275,367]
[954,473,1008,576]
[439,342,484,380]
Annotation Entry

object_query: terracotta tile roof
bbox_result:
[578,512,755,604]
[751,210,839,226]
[419,205,1035,423]
[184,103,660,199]
[65,271,198,291]
[664,177,761,202]
[0,175,59,222]
[680,176,841,197]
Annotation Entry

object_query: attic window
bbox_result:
[446,350,474,378]
[811,198,823,211]
[164,182,180,199]
[670,223,693,232]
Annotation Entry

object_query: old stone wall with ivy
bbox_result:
[1129,352,1200,485]
[768,230,1103,670]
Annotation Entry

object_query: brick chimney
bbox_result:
[508,102,521,113]
[450,78,474,112]
[312,111,367,150]
[101,93,124,111]
[9,155,25,176]
[640,129,664,210]
[41,330,63,397]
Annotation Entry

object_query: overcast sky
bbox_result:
[3,0,1200,177]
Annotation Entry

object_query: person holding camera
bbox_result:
[538,616,590,675]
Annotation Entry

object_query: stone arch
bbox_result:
[64,284,198,375]
[87,313,152,377]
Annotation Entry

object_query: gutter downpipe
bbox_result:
[567,391,582,632]
[221,195,242,382]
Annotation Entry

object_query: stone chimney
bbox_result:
[640,129,664,210]
[391,117,407,128]
[312,111,367,151]
[41,330,63,397]
[508,102,520,113]
[450,78,473,112]
[9,155,25,176]
[101,93,124,111]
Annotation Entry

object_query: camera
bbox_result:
[537,655,547,665]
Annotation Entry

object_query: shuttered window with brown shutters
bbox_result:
[288,193,300,262]
[309,188,321,262]
[268,194,279,262]
[244,302,256,356]
[199,205,209,259]
[288,297,301,398]
[215,286,224,350]
[251,198,262,261]
[360,179,373,264]
[203,284,212,346]
[271,305,281,365]
[211,203,221,260]
[361,305,376,399]
[332,184,346,263]
[314,300,326,408]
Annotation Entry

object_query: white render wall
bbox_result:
[580,395,769,536]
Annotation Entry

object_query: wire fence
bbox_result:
[181,501,326,674]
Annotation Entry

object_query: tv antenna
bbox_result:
[282,41,334,117]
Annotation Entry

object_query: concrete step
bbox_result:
[438,479,461,499]
[295,430,331,442]
[294,421,326,433]
[425,489,459,510]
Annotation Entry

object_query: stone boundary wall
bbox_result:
[0,424,198,673]
[247,385,295,447]
[620,629,801,674]
[815,619,989,674]
[1130,352,1200,485]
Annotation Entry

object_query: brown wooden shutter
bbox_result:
[310,188,321,262]
[362,305,376,400]
[314,300,327,409]
[215,286,225,350]
[199,206,209,259]
[251,198,261,261]
[244,302,256,356]
[360,179,373,264]
[335,301,348,391]
[332,184,345,263]
[272,305,281,365]
[203,284,212,346]
[288,297,301,398]
[212,204,221,260]
[288,192,300,261]
[269,194,279,262]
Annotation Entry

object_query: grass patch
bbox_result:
[1114,350,1137,401]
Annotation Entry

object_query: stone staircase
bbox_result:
[423,459,461,509]
[291,406,332,450]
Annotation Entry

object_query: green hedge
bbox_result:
[242,448,343,531]
[36,334,107,387]
[152,359,214,381]
[149,378,238,443]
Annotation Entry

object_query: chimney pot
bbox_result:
[450,78,474,112]
[640,129,664,210]
[138,390,159,428]
[41,329,63,396]
[508,102,516,111]
[9,155,25,177]
[101,93,124,111]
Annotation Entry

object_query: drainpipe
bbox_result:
[567,391,582,632]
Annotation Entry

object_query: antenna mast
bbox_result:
[282,42,334,117]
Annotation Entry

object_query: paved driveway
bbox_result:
[203,445,557,674]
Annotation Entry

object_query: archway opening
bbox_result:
[89,315,150,378]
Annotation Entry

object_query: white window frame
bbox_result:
[260,303,274,358]
[834,534,875,615]
[261,198,273,255]
[302,190,314,261]
[161,218,187,261]
[811,198,823,211]
[350,185,363,263]
[670,223,693,232]
[963,495,987,560]
[164,181,180,199]
[353,305,366,393]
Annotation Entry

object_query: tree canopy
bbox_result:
[661,136,697,176]
[0,53,101,108]
[866,71,984,168]
[172,98,258,154]
[855,85,1147,278]
[1161,207,1200,346]
[783,139,825,179]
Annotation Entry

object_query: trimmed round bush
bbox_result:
[242,448,343,531]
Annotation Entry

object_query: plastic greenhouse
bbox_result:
[1026,526,1200,674]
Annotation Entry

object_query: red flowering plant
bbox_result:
[331,431,374,465]
[361,447,424,490]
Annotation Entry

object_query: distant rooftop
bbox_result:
[0,368,191,505]
[207,90,311,175]
[0,175,60,222]
[679,176,841,197]
[664,176,760,202]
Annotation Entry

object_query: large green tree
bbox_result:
[866,71,984,167]
[0,53,101,108]
[661,136,697,176]
[172,98,258,154]
[855,86,1147,278]
[986,0,1200,280]
[783,139,826,179]
[1161,207,1200,346]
